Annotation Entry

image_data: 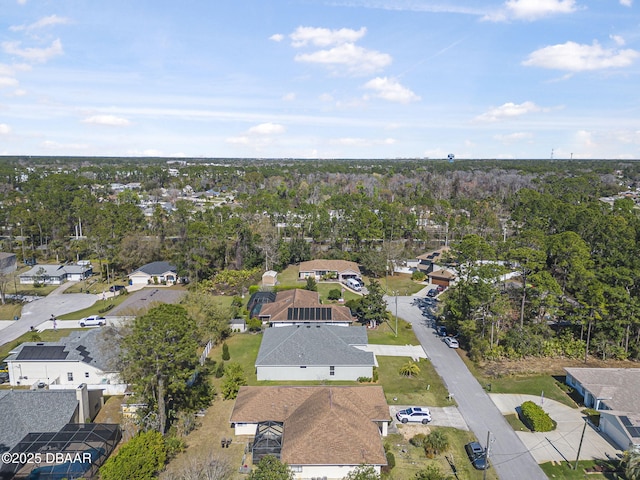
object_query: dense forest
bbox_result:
[1,156,640,362]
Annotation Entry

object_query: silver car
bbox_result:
[79,315,106,327]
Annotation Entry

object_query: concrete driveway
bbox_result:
[355,344,428,363]
[490,394,622,464]
[389,405,468,430]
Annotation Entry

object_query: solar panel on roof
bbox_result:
[16,346,68,360]
[286,307,332,321]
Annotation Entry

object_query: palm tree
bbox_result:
[625,447,640,480]
[424,430,450,457]
[399,360,420,377]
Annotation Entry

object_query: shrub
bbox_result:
[100,430,166,480]
[412,270,426,281]
[520,400,556,432]
[222,342,230,361]
[214,361,225,378]
[385,450,396,471]
[372,366,379,383]
[247,317,262,332]
[357,377,372,383]
[423,430,449,457]
[410,433,428,448]
[327,288,342,300]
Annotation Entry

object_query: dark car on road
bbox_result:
[465,441,489,470]
[436,325,447,337]
[109,285,126,292]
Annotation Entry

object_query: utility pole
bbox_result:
[483,431,492,480]
[574,418,588,470]
[394,292,398,338]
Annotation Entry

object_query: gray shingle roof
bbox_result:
[255,325,374,367]
[4,328,120,372]
[133,261,176,275]
[0,390,78,452]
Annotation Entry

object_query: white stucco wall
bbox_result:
[256,365,372,381]
[8,360,123,393]
[234,422,258,436]
[293,464,382,480]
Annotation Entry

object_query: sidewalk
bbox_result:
[489,393,622,464]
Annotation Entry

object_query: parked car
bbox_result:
[0,372,9,384]
[436,285,445,292]
[396,407,432,424]
[444,337,459,348]
[436,325,447,337]
[79,315,106,327]
[465,442,489,470]
[427,288,438,297]
[109,285,126,292]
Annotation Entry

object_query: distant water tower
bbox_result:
[447,153,455,163]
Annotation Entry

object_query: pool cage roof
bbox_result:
[0,423,121,480]
[252,421,283,463]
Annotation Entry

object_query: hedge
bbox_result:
[520,400,556,432]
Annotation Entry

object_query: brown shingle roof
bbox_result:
[299,260,361,275]
[259,289,353,322]
[230,386,389,466]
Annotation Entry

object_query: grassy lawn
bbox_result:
[378,357,454,407]
[368,318,418,346]
[385,428,499,480]
[0,303,23,321]
[460,353,578,408]
[504,413,530,432]
[56,293,131,320]
[381,273,425,296]
[540,460,617,479]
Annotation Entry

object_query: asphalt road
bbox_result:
[386,294,547,480]
[0,282,98,346]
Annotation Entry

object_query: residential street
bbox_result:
[386,294,547,480]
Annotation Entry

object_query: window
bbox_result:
[300,366,307,369]
[330,366,335,376]
[67,372,74,381]
[85,372,90,378]
[291,466,302,473]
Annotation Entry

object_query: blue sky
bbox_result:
[1,0,639,159]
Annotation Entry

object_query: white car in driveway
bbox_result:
[444,336,459,348]
[396,407,432,424]
[79,315,106,327]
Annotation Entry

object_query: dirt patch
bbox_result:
[477,356,638,377]
[396,423,432,441]
[93,395,124,424]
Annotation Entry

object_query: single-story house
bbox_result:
[255,325,374,381]
[428,268,456,288]
[230,386,389,479]
[3,328,126,395]
[416,247,449,274]
[0,252,17,275]
[298,260,361,283]
[565,367,640,450]
[257,289,354,327]
[128,261,177,285]
[262,270,278,287]
[0,384,100,457]
[18,264,93,285]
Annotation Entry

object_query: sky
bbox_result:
[0,0,639,160]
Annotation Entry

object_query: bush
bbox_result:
[247,317,262,332]
[410,433,428,448]
[99,303,115,314]
[411,270,426,281]
[372,367,379,383]
[520,400,556,432]
[214,361,225,378]
[357,377,372,383]
[327,288,342,300]
[100,430,166,480]
[222,342,230,361]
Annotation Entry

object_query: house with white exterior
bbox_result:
[3,328,126,395]
[230,386,389,479]
[18,264,92,285]
[255,325,374,381]
[257,289,354,327]
[298,259,361,283]
[128,261,177,285]
[565,367,640,450]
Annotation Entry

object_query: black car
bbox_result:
[465,441,489,470]
[427,288,438,297]
[0,371,9,384]
[109,285,126,292]
[436,325,447,337]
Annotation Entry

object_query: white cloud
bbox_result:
[290,26,366,48]
[282,92,296,101]
[295,43,391,76]
[523,41,639,71]
[10,14,70,32]
[247,122,285,135]
[225,136,249,145]
[42,140,88,151]
[363,77,420,103]
[83,115,131,126]
[610,34,626,46]
[0,124,11,135]
[475,101,545,122]
[0,77,19,88]
[620,0,632,5]
[2,38,63,63]
[485,0,578,21]
[269,33,284,42]
[319,93,334,102]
